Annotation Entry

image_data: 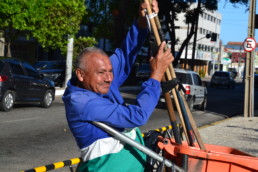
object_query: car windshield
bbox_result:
[175,72,193,85]
[214,72,229,77]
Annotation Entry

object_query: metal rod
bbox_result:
[91,121,184,172]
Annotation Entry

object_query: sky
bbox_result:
[217,1,255,45]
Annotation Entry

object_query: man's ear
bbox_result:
[75,69,84,82]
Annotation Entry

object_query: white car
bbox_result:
[160,68,208,111]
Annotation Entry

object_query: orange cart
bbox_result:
[158,138,258,172]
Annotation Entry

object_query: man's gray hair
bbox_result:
[75,47,108,70]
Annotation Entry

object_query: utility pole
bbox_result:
[244,0,256,117]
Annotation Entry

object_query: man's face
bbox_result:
[76,52,113,94]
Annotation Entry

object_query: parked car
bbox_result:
[135,64,151,83]
[228,68,238,79]
[34,61,66,87]
[0,58,55,112]
[173,68,208,111]
[210,71,236,89]
[255,74,258,88]
[160,68,208,111]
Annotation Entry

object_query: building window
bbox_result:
[198,44,201,50]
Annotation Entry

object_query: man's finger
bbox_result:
[157,41,166,54]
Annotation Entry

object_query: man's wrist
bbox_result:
[150,72,163,82]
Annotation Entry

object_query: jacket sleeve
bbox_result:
[110,22,148,87]
[67,79,160,129]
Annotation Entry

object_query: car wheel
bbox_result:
[40,89,54,108]
[0,90,15,112]
[199,97,207,111]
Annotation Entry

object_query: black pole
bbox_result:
[191,2,200,71]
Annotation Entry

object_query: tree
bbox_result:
[158,0,248,67]
[83,0,139,48]
[73,36,98,62]
[0,0,86,57]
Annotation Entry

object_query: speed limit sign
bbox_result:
[243,37,256,52]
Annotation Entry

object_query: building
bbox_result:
[223,42,258,77]
[174,3,222,75]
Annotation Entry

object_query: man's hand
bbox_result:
[137,0,159,29]
[149,41,174,82]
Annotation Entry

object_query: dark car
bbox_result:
[228,68,238,79]
[135,64,151,83]
[210,71,236,89]
[255,74,258,88]
[34,61,66,87]
[0,58,55,112]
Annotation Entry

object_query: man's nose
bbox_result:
[105,72,113,82]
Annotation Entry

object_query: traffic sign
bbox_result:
[243,37,256,52]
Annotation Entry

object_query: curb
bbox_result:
[55,88,65,96]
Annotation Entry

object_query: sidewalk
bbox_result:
[55,87,65,96]
[199,115,258,157]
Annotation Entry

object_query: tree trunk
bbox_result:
[6,41,11,57]
[64,37,74,88]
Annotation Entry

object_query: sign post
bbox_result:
[243,37,256,52]
[244,0,256,118]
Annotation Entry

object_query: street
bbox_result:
[0,80,257,172]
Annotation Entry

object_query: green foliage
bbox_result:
[199,69,206,78]
[83,0,139,47]
[0,0,86,56]
[30,0,86,51]
[73,36,97,61]
[83,1,114,39]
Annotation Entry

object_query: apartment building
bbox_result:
[174,4,222,75]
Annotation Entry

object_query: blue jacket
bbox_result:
[62,22,161,150]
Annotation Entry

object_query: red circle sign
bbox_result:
[243,37,256,52]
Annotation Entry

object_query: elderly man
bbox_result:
[62,1,174,171]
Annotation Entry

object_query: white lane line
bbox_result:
[1,117,41,124]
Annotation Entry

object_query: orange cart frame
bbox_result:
[158,138,258,172]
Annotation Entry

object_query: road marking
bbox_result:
[1,117,41,124]
[198,117,232,130]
